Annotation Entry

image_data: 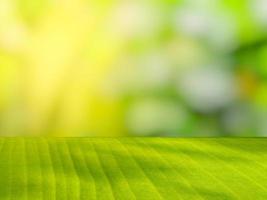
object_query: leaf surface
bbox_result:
[0,138,266,200]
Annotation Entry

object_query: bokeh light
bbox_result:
[0,0,267,136]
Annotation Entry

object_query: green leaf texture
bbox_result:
[0,138,266,199]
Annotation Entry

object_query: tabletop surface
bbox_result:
[0,137,266,200]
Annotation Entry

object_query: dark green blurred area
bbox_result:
[0,0,267,136]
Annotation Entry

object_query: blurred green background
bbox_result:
[0,0,267,137]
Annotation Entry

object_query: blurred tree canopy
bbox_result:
[0,0,267,136]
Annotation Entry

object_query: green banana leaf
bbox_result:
[0,138,266,199]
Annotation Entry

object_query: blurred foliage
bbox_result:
[0,0,267,136]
